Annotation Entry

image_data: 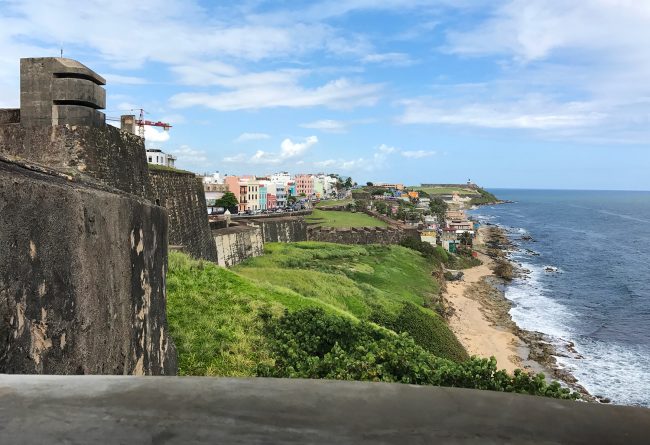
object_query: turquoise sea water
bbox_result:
[470,189,650,407]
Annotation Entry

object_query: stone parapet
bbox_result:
[0,123,151,198]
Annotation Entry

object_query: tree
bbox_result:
[374,201,388,215]
[429,197,448,225]
[215,192,238,211]
[287,190,297,206]
[459,231,473,247]
[366,181,374,187]
[344,177,353,188]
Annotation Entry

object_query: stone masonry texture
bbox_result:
[247,217,308,243]
[0,123,151,199]
[0,157,177,375]
[148,168,218,262]
[213,226,264,267]
[306,226,405,245]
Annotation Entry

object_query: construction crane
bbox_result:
[105,109,172,141]
[134,108,172,139]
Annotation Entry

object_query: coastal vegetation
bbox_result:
[399,236,481,270]
[258,307,577,400]
[493,260,514,281]
[306,209,388,228]
[414,186,479,196]
[167,243,577,400]
[469,187,500,206]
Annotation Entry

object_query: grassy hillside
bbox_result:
[306,209,388,228]
[414,186,480,196]
[315,198,353,207]
[167,242,467,376]
[468,187,500,205]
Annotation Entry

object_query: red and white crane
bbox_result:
[134,108,172,139]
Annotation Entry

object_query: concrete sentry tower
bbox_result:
[20,57,106,127]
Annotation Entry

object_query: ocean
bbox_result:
[470,189,650,407]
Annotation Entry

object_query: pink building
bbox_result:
[267,194,277,209]
[224,176,241,204]
[294,174,314,197]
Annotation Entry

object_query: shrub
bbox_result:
[258,308,578,400]
[389,303,469,363]
[493,260,514,281]
[399,237,441,264]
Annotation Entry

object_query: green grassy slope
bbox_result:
[315,198,353,207]
[167,242,468,375]
[306,209,388,227]
[413,186,480,196]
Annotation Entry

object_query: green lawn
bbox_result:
[413,186,480,196]
[315,198,353,207]
[166,242,468,376]
[306,209,388,227]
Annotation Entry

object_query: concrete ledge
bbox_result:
[0,376,648,444]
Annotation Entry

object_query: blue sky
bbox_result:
[1,0,649,190]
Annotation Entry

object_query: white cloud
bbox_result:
[434,0,650,142]
[401,150,435,158]
[170,144,211,171]
[170,77,382,111]
[314,159,337,167]
[445,1,650,63]
[377,144,396,154]
[0,1,367,68]
[313,143,395,172]
[144,126,171,142]
[234,132,271,143]
[222,154,247,163]
[398,96,607,130]
[300,119,348,133]
[361,52,415,66]
[280,136,318,158]
[250,150,280,164]
[222,135,318,165]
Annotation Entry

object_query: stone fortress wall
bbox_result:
[246,216,308,243]
[148,168,218,262]
[213,226,264,267]
[0,57,177,375]
[306,226,405,245]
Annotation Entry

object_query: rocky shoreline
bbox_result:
[477,225,597,402]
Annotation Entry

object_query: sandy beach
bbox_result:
[443,228,542,374]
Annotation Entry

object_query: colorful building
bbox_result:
[267,193,277,209]
[294,174,314,197]
[259,184,267,210]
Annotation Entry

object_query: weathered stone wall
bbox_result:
[247,217,308,243]
[0,124,151,198]
[213,226,264,267]
[148,168,217,262]
[0,109,20,124]
[0,157,177,375]
[306,226,405,245]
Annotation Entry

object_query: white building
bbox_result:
[271,172,291,183]
[202,172,223,184]
[146,148,176,168]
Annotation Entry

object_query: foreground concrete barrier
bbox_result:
[0,376,648,444]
